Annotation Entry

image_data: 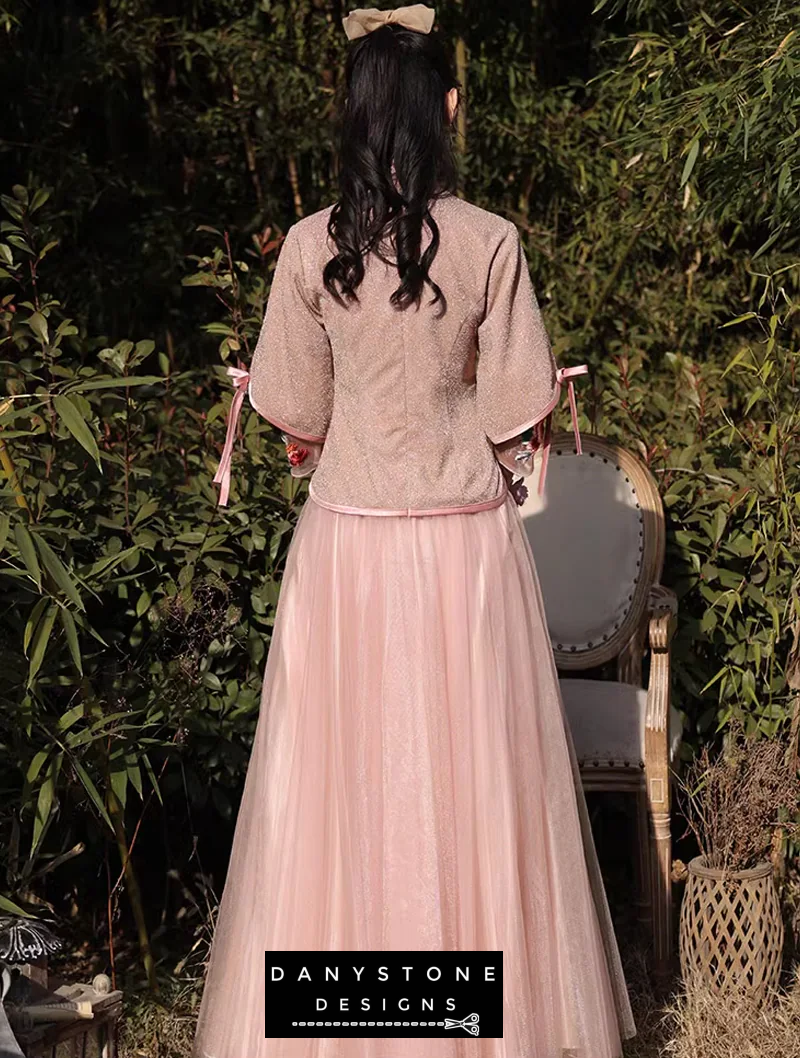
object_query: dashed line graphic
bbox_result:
[291,1021,445,1027]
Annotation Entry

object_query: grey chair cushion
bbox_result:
[560,678,682,769]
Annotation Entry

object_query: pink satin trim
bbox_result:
[489,381,563,446]
[213,366,250,507]
[532,364,588,498]
[308,480,508,518]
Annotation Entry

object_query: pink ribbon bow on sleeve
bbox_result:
[536,364,589,497]
[213,365,250,507]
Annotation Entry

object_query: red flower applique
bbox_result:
[285,441,309,467]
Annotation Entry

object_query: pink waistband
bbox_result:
[307,481,509,518]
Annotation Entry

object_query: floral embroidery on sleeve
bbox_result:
[280,432,322,478]
[285,440,310,468]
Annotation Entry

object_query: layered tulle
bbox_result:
[193,492,636,1058]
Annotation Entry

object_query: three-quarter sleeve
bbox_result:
[475,222,558,445]
[247,223,334,442]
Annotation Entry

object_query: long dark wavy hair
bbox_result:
[323,22,460,314]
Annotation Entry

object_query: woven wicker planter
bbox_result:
[679,855,784,1005]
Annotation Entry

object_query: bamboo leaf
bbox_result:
[27,603,58,685]
[752,222,787,260]
[31,757,59,857]
[0,894,31,916]
[142,754,163,806]
[26,749,50,784]
[110,762,128,810]
[85,546,140,578]
[24,597,48,655]
[744,387,764,414]
[57,702,85,732]
[681,138,700,187]
[68,375,165,393]
[14,522,42,587]
[720,314,757,332]
[71,759,114,832]
[60,609,83,674]
[53,394,101,468]
[127,760,143,799]
[700,666,728,695]
[34,533,84,611]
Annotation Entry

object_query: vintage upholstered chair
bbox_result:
[518,432,681,979]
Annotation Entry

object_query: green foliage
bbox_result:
[0,186,303,916]
[582,3,800,737]
[603,279,800,737]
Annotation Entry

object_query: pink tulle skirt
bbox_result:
[193,492,636,1058]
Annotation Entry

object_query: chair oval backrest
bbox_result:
[518,433,665,671]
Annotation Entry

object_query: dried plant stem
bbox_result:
[677,718,800,875]
[107,788,158,992]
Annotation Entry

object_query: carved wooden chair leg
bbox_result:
[634,786,653,932]
[650,806,673,983]
[645,590,678,984]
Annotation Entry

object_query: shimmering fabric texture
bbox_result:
[247,194,558,515]
[193,494,636,1058]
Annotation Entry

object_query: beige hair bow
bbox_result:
[342,4,436,40]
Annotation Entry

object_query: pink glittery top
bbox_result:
[247,193,560,516]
